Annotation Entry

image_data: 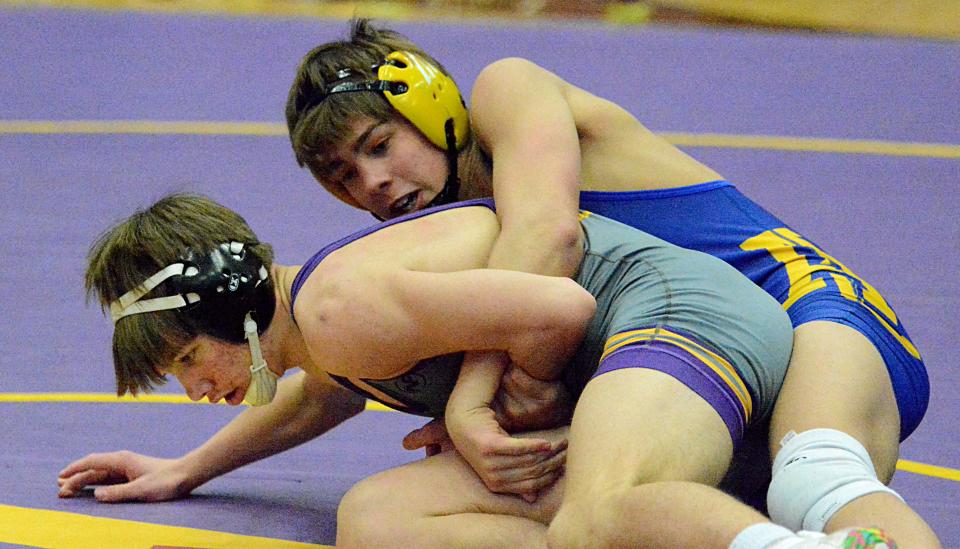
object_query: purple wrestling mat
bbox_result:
[1,6,957,547]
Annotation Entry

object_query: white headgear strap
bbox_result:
[109,263,200,323]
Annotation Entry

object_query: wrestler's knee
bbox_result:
[767,429,904,532]
[771,322,902,483]
[547,494,621,549]
[337,475,400,548]
[771,400,900,484]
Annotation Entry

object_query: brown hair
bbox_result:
[85,193,274,396]
[285,19,454,207]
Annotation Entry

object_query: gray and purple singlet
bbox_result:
[291,199,793,446]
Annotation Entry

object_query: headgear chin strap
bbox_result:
[109,242,279,407]
[243,313,279,406]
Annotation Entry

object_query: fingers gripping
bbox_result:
[475,437,567,497]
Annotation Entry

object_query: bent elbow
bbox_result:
[545,218,585,274]
[551,277,595,335]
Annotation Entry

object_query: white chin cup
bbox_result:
[245,360,279,406]
[242,313,279,406]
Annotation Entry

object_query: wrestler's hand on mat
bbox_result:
[402,418,455,457]
[446,405,567,503]
[57,451,193,503]
[495,364,573,432]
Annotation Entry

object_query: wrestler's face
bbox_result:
[318,115,448,219]
[162,336,252,406]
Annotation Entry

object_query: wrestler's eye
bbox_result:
[370,137,389,156]
[332,166,358,187]
[174,348,196,367]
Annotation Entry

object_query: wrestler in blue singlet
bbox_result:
[579,181,929,440]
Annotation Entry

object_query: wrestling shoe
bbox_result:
[768,527,898,548]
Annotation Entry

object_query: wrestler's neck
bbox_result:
[455,139,494,200]
[264,264,311,372]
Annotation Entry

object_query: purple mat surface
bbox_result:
[0,401,425,542]
[1,6,957,547]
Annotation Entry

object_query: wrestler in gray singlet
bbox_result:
[292,199,793,444]
[565,209,793,441]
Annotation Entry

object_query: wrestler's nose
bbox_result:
[186,380,213,402]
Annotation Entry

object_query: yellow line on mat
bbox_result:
[0,392,394,411]
[0,0,417,20]
[2,392,958,482]
[896,459,960,482]
[661,131,960,159]
[2,119,959,158]
[0,504,329,549]
[0,119,286,136]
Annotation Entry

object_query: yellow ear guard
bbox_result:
[376,51,469,151]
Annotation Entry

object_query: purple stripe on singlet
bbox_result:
[591,340,747,446]
[289,198,495,312]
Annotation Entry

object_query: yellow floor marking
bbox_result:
[661,131,960,159]
[897,459,960,482]
[0,504,329,549]
[0,0,418,20]
[3,119,957,159]
[0,392,393,411]
[0,392,212,404]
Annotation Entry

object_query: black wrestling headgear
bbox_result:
[110,241,275,343]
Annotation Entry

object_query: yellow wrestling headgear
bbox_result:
[321,51,469,151]
[379,51,469,151]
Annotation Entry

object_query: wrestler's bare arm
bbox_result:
[471,58,584,277]
[58,371,365,502]
[176,370,365,484]
[303,266,595,381]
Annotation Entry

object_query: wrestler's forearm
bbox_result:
[447,351,508,417]
[177,371,364,489]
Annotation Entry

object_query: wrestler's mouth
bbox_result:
[210,387,244,406]
[389,191,419,217]
[226,387,245,406]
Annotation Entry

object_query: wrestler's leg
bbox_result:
[546,368,771,549]
[337,428,565,549]
[769,321,941,547]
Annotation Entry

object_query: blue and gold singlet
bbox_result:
[579,180,929,440]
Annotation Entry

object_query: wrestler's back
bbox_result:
[463,60,723,197]
[318,205,499,274]
[569,84,721,192]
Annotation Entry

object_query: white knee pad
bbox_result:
[767,429,904,531]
